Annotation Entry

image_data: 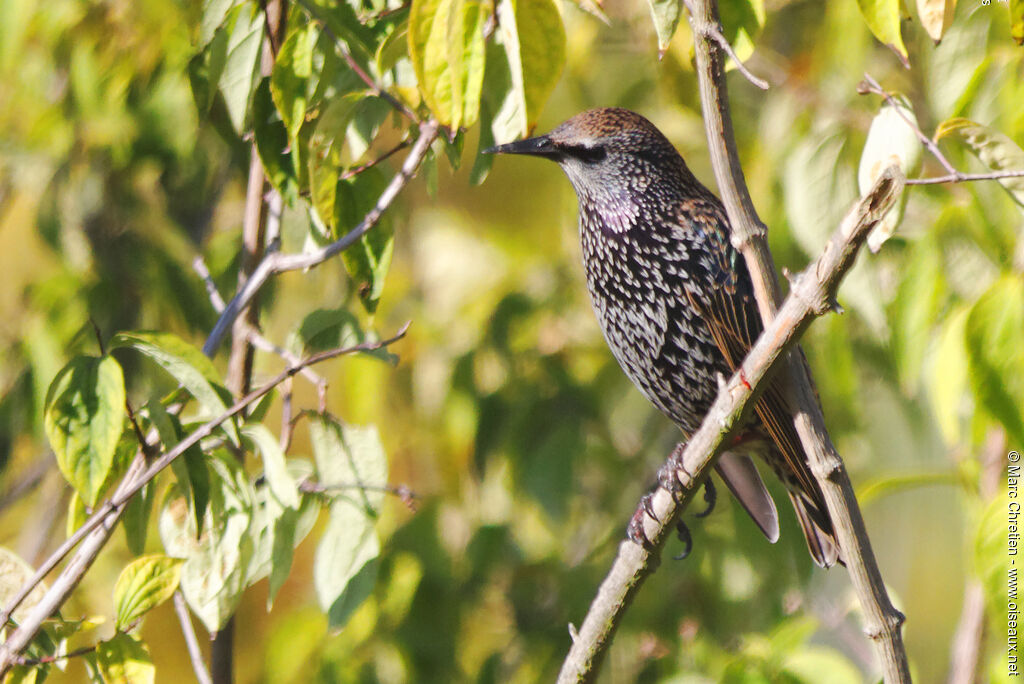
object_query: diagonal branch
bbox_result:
[557,167,905,683]
[203,119,439,357]
[0,325,410,675]
[686,2,910,682]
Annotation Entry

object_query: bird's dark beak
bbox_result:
[483,135,560,159]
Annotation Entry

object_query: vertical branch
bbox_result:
[213,1,286,682]
[686,1,910,682]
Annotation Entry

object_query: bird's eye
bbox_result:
[566,144,606,164]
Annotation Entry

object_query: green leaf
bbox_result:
[122,482,154,556]
[857,96,921,251]
[495,0,565,138]
[964,276,1024,446]
[111,331,239,447]
[315,499,380,630]
[271,22,318,139]
[159,452,254,632]
[95,632,154,684]
[220,3,264,132]
[308,416,389,510]
[646,0,681,55]
[200,0,240,47]
[855,0,909,67]
[44,355,126,506]
[66,490,88,539]
[147,398,211,535]
[408,0,488,129]
[290,308,398,364]
[338,170,395,313]
[241,423,300,509]
[937,117,1024,207]
[719,0,766,65]
[244,460,319,608]
[113,555,184,631]
[307,92,364,230]
[253,77,299,204]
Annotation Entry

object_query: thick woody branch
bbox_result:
[203,119,439,357]
[0,326,409,675]
[687,2,910,682]
[557,168,904,683]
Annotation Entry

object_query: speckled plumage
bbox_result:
[488,108,839,567]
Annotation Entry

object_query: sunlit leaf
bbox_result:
[857,96,921,251]
[159,452,254,632]
[111,331,238,446]
[200,0,240,47]
[253,78,299,204]
[147,398,210,535]
[244,460,319,608]
[408,0,488,129]
[964,276,1024,446]
[719,0,766,65]
[646,0,681,56]
[95,632,154,684]
[220,3,264,133]
[338,170,394,313]
[44,355,125,506]
[289,308,398,363]
[122,481,154,556]
[66,490,88,539]
[308,416,388,509]
[314,498,380,630]
[113,555,184,631]
[937,117,1024,207]
[916,0,955,43]
[0,547,48,624]
[307,92,364,231]
[271,22,318,139]
[855,0,909,67]
[495,0,565,138]
[241,423,300,509]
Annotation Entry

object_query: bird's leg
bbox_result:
[627,498,657,551]
[656,442,690,502]
[694,476,717,518]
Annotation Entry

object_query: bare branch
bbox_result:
[906,169,1024,185]
[0,324,410,674]
[557,168,905,683]
[203,119,439,357]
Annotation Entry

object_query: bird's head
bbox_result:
[485,108,693,228]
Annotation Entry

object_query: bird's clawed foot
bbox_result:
[694,477,716,518]
[674,519,693,560]
[627,493,658,551]
[656,442,689,503]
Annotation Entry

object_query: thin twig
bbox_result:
[0,325,410,674]
[685,4,910,682]
[556,168,905,683]
[174,591,213,684]
[341,138,414,180]
[907,170,1024,185]
[11,645,95,667]
[682,0,768,90]
[299,479,419,510]
[858,73,958,176]
[203,119,439,357]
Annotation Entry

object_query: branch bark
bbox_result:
[687,2,910,682]
[557,166,904,683]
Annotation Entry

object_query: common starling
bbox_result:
[486,108,839,568]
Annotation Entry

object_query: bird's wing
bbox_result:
[677,200,839,567]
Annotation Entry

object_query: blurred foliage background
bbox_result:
[1,0,1023,681]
